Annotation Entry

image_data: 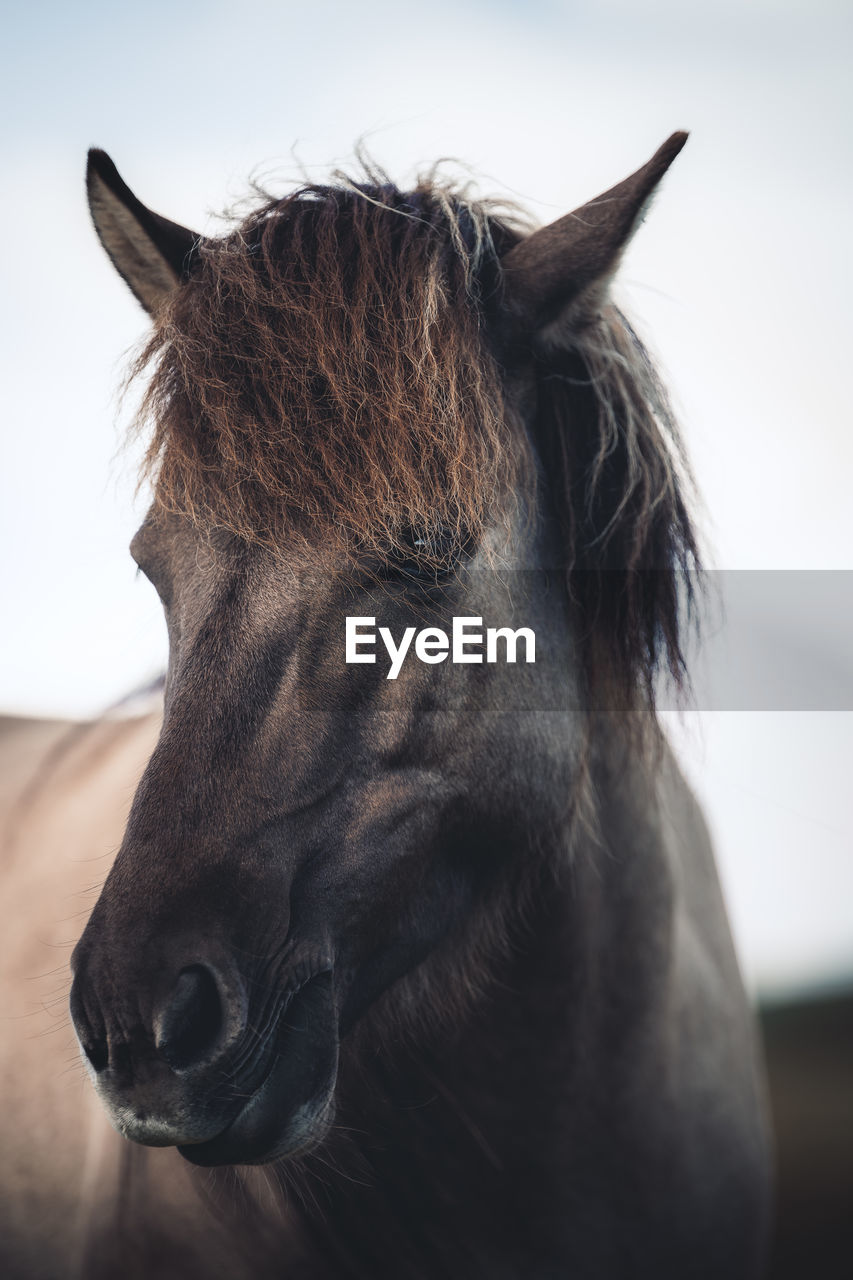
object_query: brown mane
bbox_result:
[533,308,699,716]
[132,162,698,721]
[133,166,529,563]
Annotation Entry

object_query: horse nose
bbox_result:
[70,956,249,1079]
[69,937,254,1147]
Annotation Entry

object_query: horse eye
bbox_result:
[386,526,461,581]
[131,548,172,608]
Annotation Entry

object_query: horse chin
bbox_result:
[178,1073,336,1167]
[180,969,339,1168]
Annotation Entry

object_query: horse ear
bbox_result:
[86,150,200,315]
[501,132,688,340]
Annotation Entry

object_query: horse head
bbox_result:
[70,136,694,1166]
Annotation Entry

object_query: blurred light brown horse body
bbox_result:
[1,711,304,1277]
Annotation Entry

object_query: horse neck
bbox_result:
[285,736,672,1271]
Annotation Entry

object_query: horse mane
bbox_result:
[132,163,529,562]
[533,307,699,723]
[131,160,698,727]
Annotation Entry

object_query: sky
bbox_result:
[1,0,851,997]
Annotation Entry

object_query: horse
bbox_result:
[0,135,771,1278]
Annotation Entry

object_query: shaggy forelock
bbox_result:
[132,166,530,566]
[130,160,699,728]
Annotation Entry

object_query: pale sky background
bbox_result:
[1,0,851,998]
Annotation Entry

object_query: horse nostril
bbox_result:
[69,974,109,1073]
[82,1037,110,1073]
[153,965,224,1071]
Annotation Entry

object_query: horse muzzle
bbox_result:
[69,941,339,1165]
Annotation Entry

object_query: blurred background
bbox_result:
[1,1,850,1271]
